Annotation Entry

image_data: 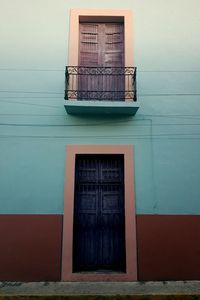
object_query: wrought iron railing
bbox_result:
[65,66,137,101]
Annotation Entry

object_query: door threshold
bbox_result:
[74,271,126,274]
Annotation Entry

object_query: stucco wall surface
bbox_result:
[0,0,200,214]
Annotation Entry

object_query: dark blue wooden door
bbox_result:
[73,155,126,272]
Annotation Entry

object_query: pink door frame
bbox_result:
[62,145,137,281]
[68,9,134,67]
[67,9,134,102]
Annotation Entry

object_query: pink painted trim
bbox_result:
[62,145,137,281]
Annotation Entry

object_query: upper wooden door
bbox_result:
[79,23,124,67]
[78,23,124,100]
[73,154,126,272]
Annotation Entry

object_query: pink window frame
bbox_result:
[62,145,137,281]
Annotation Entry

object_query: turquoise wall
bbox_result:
[0,0,200,214]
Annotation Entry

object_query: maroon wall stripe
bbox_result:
[0,215,62,281]
[1,214,200,281]
[137,215,200,281]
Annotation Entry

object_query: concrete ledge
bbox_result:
[64,100,139,115]
[1,281,200,298]
[1,296,200,300]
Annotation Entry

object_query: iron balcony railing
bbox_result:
[65,66,137,101]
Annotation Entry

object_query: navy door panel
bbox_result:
[73,184,98,270]
[73,155,126,272]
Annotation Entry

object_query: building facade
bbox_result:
[0,0,200,281]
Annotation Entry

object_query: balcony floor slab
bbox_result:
[64,100,139,115]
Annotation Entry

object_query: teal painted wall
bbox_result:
[0,0,200,214]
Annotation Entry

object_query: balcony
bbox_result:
[64,66,139,115]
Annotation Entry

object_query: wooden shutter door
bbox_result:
[104,23,124,67]
[78,22,124,100]
[78,23,100,100]
[79,23,100,66]
[104,23,124,100]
